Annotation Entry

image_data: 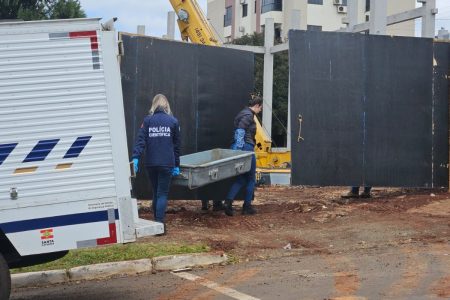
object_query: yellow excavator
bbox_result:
[168,0,291,174]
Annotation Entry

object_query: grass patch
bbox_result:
[12,242,209,274]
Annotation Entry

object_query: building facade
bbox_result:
[207,0,416,42]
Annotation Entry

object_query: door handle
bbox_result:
[297,114,304,142]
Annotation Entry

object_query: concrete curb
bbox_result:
[12,270,68,288]
[153,252,228,271]
[68,259,152,281]
[11,252,227,288]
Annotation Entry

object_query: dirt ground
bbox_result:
[137,186,450,298]
[12,187,450,299]
[138,186,450,260]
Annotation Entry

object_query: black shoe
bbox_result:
[212,201,225,211]
[201,199,209,211]
[224,200,234,216]
[341,191,359,199]
[359,192,372,199]
[242,204,257,215]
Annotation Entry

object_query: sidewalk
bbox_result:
[12,252,227,288]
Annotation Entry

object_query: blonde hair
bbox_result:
[149,94,172,115]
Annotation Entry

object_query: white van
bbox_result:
[0,18,163,299]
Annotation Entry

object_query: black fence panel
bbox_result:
[289,31,365,186]
[120,34,254,199]
[364,35,433,187]
[432,42,450,187]
[289,30,449,188]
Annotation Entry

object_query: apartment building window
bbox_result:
[308,0,323,5]
[365,0,370,12]
[254,1,257,13]
[307,25,322,31]
[224,6,232,27]
[275,24,282,42]
[242,4,248,17]
[261,0,282,14]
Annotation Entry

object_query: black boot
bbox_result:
[201,199,209,211]
[242,203,257,215]
[212,200,225,211]
[224,199,234,216]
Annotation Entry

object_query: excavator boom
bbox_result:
[169,0,219,46]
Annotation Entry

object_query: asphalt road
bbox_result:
[11,242,450,300]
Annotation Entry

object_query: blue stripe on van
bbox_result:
[23,139,59,163]
[0,143,17,166]
[64,136,92,159]
[0,209,119,234]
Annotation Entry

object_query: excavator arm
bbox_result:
[169,0,219,46]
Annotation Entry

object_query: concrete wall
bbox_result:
[283,0,308,35]
[235,0,257,37]
[307,1,345,32]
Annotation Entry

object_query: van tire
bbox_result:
[0,253,11,300]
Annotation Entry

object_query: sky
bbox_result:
[78,0,449,38]
[78,0,207,38]
[432,0,450,33]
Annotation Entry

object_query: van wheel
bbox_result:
[0,253,11,300]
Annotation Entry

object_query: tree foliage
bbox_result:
[0,0,86,20]
[233,32,289,147]
[49,0,85,19]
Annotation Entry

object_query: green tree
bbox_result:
[0,0,85,20]
[233,32,289,147]
[49,0,85,19]
[272,51,289,146]
[0,0,40,19]
[233,32,264,101]
[17,1,47,20]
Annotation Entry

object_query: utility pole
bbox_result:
[263,18,274,139]
[167,11,176,40]
[369,0,387,35]
[346,0,359,32]
[420,0,437,38]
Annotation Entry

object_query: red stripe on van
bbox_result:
[69,31,98,50]
[96,223,117,245]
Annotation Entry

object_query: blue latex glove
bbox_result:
[133,158,139,174]
[233,129,245,150]
[172,167,180,176]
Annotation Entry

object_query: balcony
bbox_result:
[261,0,282,14]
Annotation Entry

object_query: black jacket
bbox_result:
[234,107,256,146]
[132,110,180,167]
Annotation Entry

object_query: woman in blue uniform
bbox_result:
[132,94,181,234]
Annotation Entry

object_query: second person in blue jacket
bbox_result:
[132,94,181,234]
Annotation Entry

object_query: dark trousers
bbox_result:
[147,166,172,223]
[226,143,256,205]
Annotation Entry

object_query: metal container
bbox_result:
[172,148,253,189]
